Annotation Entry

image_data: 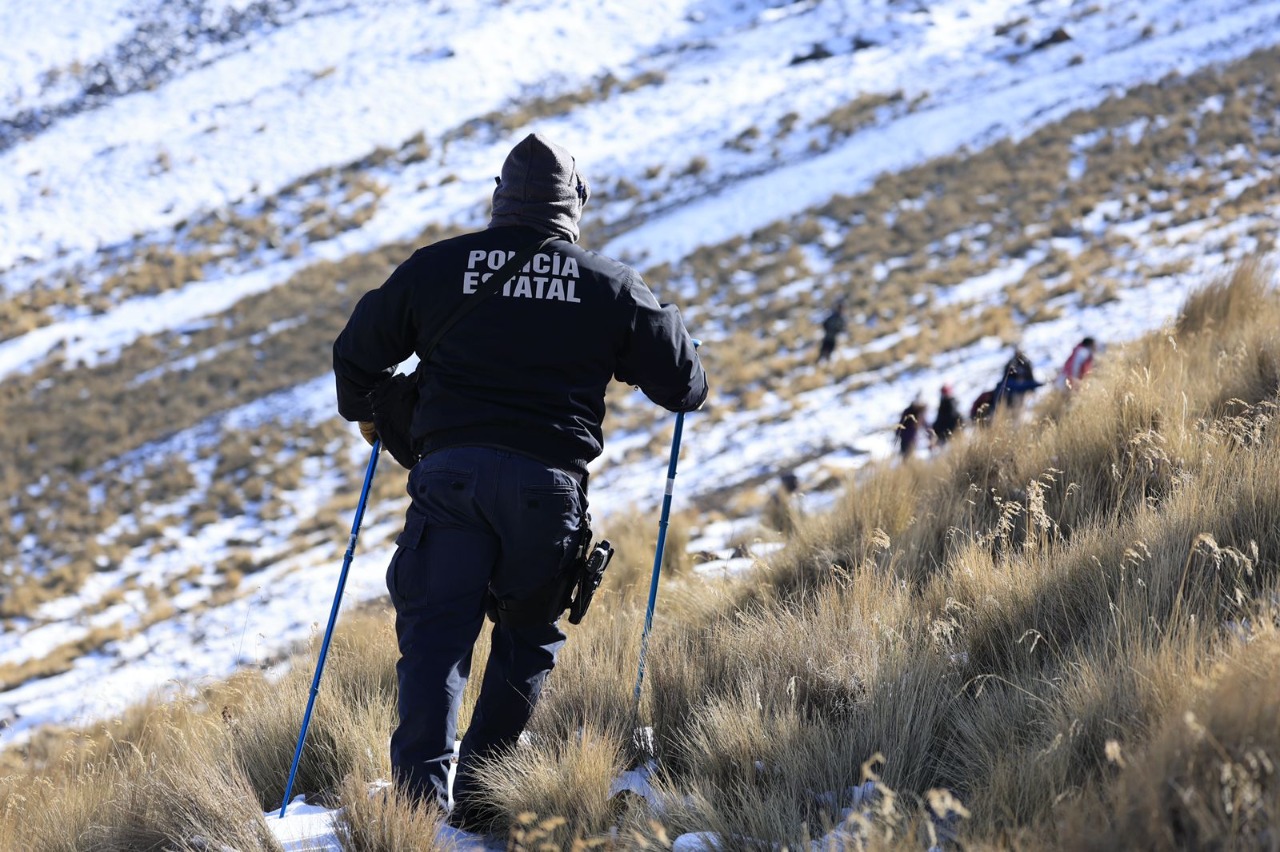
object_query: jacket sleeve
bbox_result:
[332,256,420,422]
[615,277,708,413]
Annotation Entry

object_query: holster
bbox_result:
[489,516,614,627]
[567,530,613,625]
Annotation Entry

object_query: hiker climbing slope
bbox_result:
[332,133,707,831]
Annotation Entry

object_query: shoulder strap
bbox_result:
[421,236,557,363]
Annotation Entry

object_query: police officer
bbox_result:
[332,133,708,829]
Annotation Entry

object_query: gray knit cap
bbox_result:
[488,133,590,243]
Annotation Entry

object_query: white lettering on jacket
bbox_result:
[462,251,581,302]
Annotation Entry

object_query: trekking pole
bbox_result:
[278,438,381,818]
[632,340,699,715]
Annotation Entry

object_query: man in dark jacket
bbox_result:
[332,133,708,828]
[931,384,963,446]
[896,395,928,460]
[816,297,846,363]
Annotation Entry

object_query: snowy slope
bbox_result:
[1,0,1279,748]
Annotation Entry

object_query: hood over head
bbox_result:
[488,133,590,243]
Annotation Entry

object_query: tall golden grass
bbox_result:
[0,260,1276,850]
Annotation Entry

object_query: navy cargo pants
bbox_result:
[386,446,585,812]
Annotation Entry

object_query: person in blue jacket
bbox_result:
[992,347,1042,413]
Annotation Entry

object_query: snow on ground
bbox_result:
[604,0,1280,269]
[260,768,894,852]
[0,0,702,267]
[0,0,1274,382]
[2,0,1280,770]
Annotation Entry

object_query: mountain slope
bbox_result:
[1,0,1278,748]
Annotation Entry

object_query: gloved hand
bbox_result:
[358,421,379,447]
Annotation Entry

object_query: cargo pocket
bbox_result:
[522,485,580,549]
[387,508,427,607]
[395,510,427,550]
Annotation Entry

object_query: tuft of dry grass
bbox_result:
[469,725,629,845]
[1056,623,1280,852]
[226,611,400,810]
[0,699,280,851]
[333,768,449,851]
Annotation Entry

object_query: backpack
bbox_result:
[970,389,995,421]
[369,367,422,470]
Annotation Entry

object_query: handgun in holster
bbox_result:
[565,527,614,625]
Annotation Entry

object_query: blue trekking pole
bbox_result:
[632,340,699,714]
[278,439,381,818]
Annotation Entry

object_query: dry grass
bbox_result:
[473,726,629,844]
[2,36,1280,852]
[0,258,1276,852]
[333,768,449,852]
[0,694,281,851]
[1056,626,1280,851]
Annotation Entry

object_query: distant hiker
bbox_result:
[992,347,1042,412]
[970,389,996,425]
[931,384,964,446]
[1057,336,1096,390]
[762,470,801,534]
[816,297,847,363]
[332,133,708,831]
[896,395,928,459]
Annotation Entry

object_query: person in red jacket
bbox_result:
[1059,336,1096,390]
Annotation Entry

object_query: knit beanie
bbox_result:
[488,133,590,243]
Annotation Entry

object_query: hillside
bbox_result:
[1,0,1279,781]
[3,237,1277,852]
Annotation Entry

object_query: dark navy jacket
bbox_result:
[333,225,708,478]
